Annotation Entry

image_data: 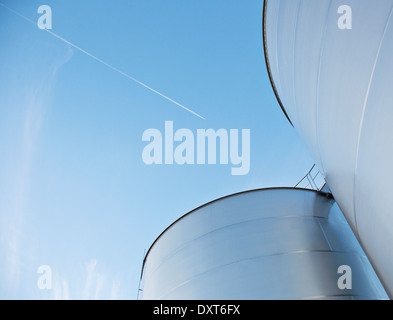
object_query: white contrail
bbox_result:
[0,2,206,120]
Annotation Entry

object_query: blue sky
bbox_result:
[0,0,314,299]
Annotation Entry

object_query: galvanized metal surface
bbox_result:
[140,188,387,300]
[264,0,393,297]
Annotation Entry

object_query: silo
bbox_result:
[139,188,387,300]
[263,0,393,297]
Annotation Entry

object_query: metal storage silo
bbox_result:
[139,188,387,300]
[263,0,393,297]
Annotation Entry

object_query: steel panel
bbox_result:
[140,189,387,300]
[264,0,393,297]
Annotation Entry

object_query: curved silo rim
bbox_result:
[262,0,294,126]
[140,187,330,280]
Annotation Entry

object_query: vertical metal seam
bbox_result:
[314,0,333,177]
[316,218,333,251]
[292,1,303,132]
[352,5,393,238]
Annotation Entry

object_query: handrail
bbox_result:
[294,164,326,192]
[294,164,316,188]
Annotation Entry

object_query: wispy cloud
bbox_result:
[82,259,105,300]
[52,259,122,300]
[53,278,70,300]
[0,40,73,298]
